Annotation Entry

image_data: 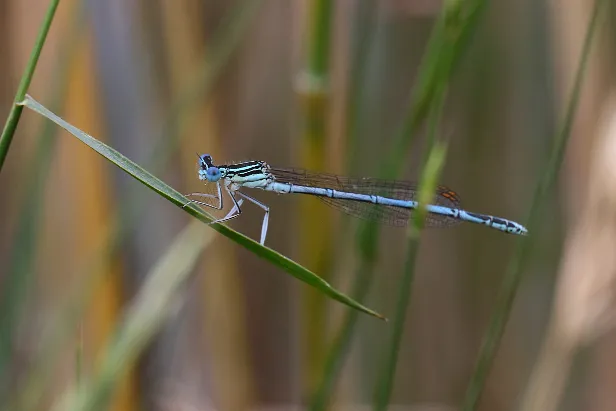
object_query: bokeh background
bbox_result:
[1,1,615,411]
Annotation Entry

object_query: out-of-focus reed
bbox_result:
[520,64,616,411]
[1,1,613,410]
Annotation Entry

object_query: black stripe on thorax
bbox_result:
[222,161,265,177]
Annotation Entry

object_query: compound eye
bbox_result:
[205,166,222,182]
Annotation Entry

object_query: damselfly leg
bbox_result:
[208,186,244,226]
[236,191,270,245]
[187,187,270,244]
[183,181,223,209]
[223,198,244,220]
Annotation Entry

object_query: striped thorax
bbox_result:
[198,154,272,190]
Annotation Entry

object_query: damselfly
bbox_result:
[185,154,528,245]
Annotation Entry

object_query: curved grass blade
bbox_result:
[4,4,265,410]
[19,94,385,321]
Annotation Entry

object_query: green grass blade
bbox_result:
[373,89,448,411]
[7,4,264,407]
[50,220,213,411]
[19,94,385,321]
[3,4,260,409]
[461,0,608,409]
[0,0,60,172]
[386,0,487,177]
[366,1,486,406]
[310,0,481,405]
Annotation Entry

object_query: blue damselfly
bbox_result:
[185,154,528,245]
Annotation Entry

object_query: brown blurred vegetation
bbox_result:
[0,1,615,411]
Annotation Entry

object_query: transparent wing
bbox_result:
[270,167,463,227]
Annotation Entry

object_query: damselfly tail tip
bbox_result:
[516,224,529,236]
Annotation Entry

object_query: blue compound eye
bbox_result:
[205,166,222,182]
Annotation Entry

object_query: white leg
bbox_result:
[236,191,270,245]
[183,182,222,209]
[210,187,243,225]
[222,198,244,220]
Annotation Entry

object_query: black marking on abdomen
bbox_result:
[491,217,507,226]
[466,211,490,222]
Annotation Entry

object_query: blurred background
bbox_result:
[0,0,615,410]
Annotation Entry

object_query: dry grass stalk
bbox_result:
[520,93,616,411]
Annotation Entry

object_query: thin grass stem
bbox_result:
[461,0,608,408]
[0,0,61,172]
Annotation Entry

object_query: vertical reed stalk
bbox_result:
[461,0,607,408]
[297,0,335,389]
[373,87,448,411]
[0,0,61,172]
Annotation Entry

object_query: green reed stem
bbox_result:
[0,0,60,172]
[461,0,608,409]
[373,86,448,411]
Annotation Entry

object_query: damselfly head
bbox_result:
[197,154,216,181]
[198,154,214,166]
